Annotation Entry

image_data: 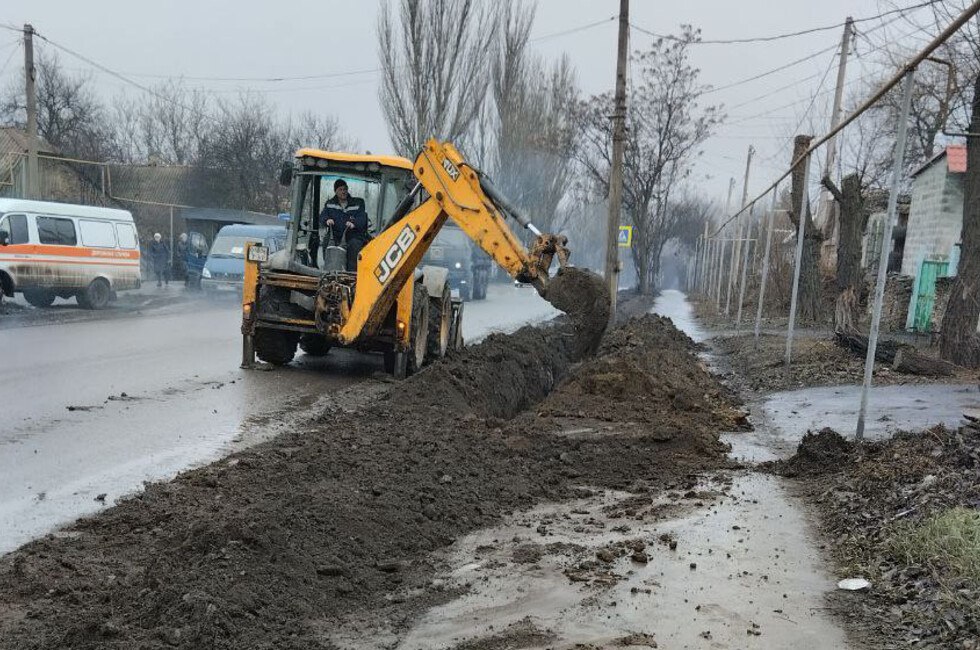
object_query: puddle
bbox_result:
[651,289,708,342]
[761,383,980,443]
[332,473,849,649]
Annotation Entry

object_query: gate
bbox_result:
[913,259,949,332]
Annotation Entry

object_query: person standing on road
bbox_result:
[319,179,369,272]
[148,233,170,288]
[173,233,189,286]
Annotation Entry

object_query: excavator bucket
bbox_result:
[529,233,571,282]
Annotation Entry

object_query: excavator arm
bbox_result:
[337,139,568,344]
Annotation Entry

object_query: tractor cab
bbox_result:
[272,150,417,273]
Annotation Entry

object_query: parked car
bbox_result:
[201,224,286,291]
[422,223,489,301]
[0,198,141,309]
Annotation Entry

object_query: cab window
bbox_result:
[37,216,78,246]
[318,175,382,234]
[0,213,29,244]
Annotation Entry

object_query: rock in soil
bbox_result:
[0,299,740,650]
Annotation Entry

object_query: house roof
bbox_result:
[911,144,967,177]
[0,127,58,156]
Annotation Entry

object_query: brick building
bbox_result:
[902,145,966,331]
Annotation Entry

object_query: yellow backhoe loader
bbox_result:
[241,139,569,378]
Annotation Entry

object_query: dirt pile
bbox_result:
[535,314,749,437]
[0,307,735,649]
[764,428,853,477]
[398,267,610,421]
[780,423,980,648]
[539,267,610,357]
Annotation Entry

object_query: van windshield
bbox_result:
[210,235,264,259]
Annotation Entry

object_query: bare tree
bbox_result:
[377,0,498,157]
[577,26,722,294]
[0,50,114,161]
[788,135,823,322]
[939,71,980,367]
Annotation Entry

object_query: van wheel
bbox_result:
[255,329,298,366]
[24,289,56,308]
[78,278,111,310]
[299,334,330,357]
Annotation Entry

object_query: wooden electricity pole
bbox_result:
[605,0,629,313]
[726,146,753,315]
[816,17,853,250]
[24,24,39,199]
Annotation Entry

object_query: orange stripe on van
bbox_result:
[2,244,140,259]
[0,257,139,267]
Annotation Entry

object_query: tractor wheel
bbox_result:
[24,289,56,308]
[427,284,452,361]
[408,283,429,375]
[255,328,299,366]
[78,279,111,309]
[448,303,464,354]
[299,334,331,357]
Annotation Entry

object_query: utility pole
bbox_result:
[605,0,629,313]
[726,146,754,315]
[715,178,736,310]
[24,24,39,200]
[816,18,853,252]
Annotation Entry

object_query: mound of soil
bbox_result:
[536,314,749,437]
[0,300,736,650]
[764,427,853,477]
[783,423,980,648]
[540,268,610,358]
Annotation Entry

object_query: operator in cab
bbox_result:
[320,178,369,272]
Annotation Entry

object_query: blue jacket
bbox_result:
[320,195,369,244]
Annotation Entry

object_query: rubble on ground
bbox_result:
[713,333,972,396]
[772,424,980,648]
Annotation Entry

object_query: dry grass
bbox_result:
[890,507,980,584]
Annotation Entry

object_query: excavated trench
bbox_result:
[0,269,744,650]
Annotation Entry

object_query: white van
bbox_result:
[0,199,141,309]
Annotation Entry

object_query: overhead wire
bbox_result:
[530,15,616,43]
[706,0,977,239]
[629,0,942,45]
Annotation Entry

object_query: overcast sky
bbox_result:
[0,0,946,204]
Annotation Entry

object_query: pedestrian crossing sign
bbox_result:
[618,225,632,247]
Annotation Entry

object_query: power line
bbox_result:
[630,0,941,45]
[702,41,840,96]
[104,66,382,84]
[32,30,219,125]
[0,40,19,79]
[530,16,616,42]
[708,0,980,239]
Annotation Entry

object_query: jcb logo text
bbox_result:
[374,225,417,284]
[442,157,460,181]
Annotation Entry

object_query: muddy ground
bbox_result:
[0,280,743,649]
[769,427,980,649]
[712,332,975,396]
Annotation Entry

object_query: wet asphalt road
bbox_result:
[0,283,558,555]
